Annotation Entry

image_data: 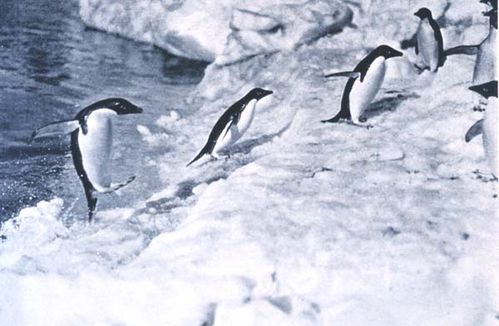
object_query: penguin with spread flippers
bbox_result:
[465,81,498,179]
[187,88,273,167]
[444,2,497,87]
[321,45,403,125]
[413,7,446,72]
[31,98,143,221]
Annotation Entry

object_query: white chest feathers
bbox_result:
[417,18,439,71]
[78,109,117,191]
[483,97,498,176]
[349,57,386,124]
[473,28,497,84]
[213,99,257,155]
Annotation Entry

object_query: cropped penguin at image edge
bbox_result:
[31,98,143,221]
[321,45,403,125]
[465,80,498,180]
[187,88,273,167]
[442,1,497,111]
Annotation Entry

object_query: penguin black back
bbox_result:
[187,88,273,166]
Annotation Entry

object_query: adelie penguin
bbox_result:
[444,1,497,110]
[321,45,403,125]
[187,88,273,167]
[413,7,446,72]
[465,80,498,180]
[31,98,143,221]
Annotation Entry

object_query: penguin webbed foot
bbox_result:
[413,64,429,74]
[102,176,136,194]
[473,170,498,182]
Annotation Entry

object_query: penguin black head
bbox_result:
[414,8,433,19]
[95,98,143,115]
[374,45,404,59]
[469,80,498,99]
[246,88,274,101]
[483,8,498,28]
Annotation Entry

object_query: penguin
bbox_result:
[321,45,403,125]
[444,3,497,85]
[413,7,446,72]
[31,98,143,221]
[465,80,498,179]
[187,88,273,167]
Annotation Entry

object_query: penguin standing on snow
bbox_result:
[413,7,446,72]
[321,45,403,125]
[465,80,498,179]
[444,1,497,110]
[187,88,273,167]
[31,98,143,221]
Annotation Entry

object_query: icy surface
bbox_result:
[79,0,353,62]
[1,1,498,325]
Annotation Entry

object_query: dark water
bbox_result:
[0,0,207,221]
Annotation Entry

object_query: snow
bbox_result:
[1,0,498,325]
[79,0,353,62]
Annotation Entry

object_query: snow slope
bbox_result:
[1,0,498,325]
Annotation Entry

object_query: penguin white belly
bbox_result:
[473,29,496,84]
[78,109,117,192]
[417,20,439,71]
[213,99,257,155]
[483,97,498,176]
[349,57,386,124]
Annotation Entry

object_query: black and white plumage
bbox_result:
[321,45,403,125]
[187,88,273,167]
[444,3,497,84]
[414,7,446,72]
[31,98,143,221]
[465,80,498,178]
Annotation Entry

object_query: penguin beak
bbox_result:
[483,9,494,16]
[134,106,144,114]
[468,84,484,96]
[261,89,273,98]
[392,49,404,57]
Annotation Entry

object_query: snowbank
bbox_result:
[79,0,353,62]
[1,0,497,325]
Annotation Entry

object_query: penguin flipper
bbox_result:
[30,119,80,142]
[444,45,479,57]
[324,71,361,78]
[465,119,484,142]
[100,176,136,193]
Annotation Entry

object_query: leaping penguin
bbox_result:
[321,45,403,125]
[31,98,143,221]
[413,7,446,72]
[465,80,498,179]
[187,88,273,167]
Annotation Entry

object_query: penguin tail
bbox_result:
[30,119,80,143]
[321,110,350,124]
[324,71,360,79]
[187,145,210,167]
